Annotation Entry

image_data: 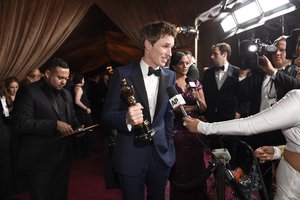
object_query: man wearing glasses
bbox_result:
[239,35,300,200]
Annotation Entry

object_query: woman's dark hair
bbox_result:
[4,76,19,91]
[73,73,84,84]
[169,51,186,70]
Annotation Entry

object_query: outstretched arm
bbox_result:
[184,90,300,136]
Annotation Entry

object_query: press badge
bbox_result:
[1,97,9,117]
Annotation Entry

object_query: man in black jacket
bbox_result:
[239,36,300,200]
[13,58,80,200]
[202,42,242,123]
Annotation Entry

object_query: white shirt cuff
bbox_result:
[127,124,132,131]
[197,121,205,134]
[272,146,282,160]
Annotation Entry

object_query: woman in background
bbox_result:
[72,73,95,159]
[3,76,19,112]
[1,76,20,199]
[169,51,208,200]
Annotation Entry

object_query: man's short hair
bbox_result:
[45,57,69,70]
[273,35,288,47]
[211,42,232,57]
[184,51,193,56]
[139,21,177,50]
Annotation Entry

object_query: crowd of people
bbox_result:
[0,59,109,200]
[1,20,300,200]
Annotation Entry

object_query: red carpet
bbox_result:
[67,152,122,200]
[16,126,123,200]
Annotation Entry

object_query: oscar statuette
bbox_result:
[121,78,156,147]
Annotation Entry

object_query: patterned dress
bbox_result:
[170,79,209,200]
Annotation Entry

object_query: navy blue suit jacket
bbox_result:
[102,62,176,176]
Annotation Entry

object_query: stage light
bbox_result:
[220,14,237,33]
[196,0,298,39]
[257,0,290,13]
[233,2,262,25]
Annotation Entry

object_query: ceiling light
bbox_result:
[220,14,237,32]
[257,0,290,13]
[233,2,262,24]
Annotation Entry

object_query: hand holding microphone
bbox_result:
[166,85,205,133]
[166,85,188,117]
[185,77,201,110]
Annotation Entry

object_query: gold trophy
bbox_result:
[121,78,156,146]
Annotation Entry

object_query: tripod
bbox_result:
[170,135,269,200]
[195,136,269,200]
[217,136,270,200]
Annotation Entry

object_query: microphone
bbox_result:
[185,77,201,110]
[166,85,188,117]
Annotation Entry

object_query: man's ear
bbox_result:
[44,69,50,79]
[144,39,152,52]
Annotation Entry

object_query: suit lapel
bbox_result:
[154,69,169,120]
[130,67,150,118]
[129,65,169,122]
[219,65,235,90]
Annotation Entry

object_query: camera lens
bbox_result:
[265,45,277,54]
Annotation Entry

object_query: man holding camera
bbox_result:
[239,35,300,199]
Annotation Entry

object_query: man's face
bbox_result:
[144,34,174,67]
[272,40,289,68]
[186,54,193,65]
[210,47,226,67]
[45,66,69,90]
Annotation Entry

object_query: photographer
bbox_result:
[238,35,300,199]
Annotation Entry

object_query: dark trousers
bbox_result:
[118,148,170,200]
[24,157,70,200]
[0,121,13,200]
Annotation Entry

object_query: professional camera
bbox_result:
[286,28,300,59]
[239,39,277,70]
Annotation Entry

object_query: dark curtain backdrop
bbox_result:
[0,0,92,81]
[0,0,218,81]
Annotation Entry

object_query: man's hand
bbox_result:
[57,120,74,136]
[126,103,144,125]
[183,116,201,133]
[255,146,275,164]
[259,55,277,75]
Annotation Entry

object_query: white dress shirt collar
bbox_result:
[140,58,160,76]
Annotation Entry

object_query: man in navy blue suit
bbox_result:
[102,21,177,200]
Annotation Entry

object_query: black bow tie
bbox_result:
[147,67,161,76]
[215,66,224,72]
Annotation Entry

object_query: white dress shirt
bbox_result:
[260,75,277,111]
[215,62,229,90]
[140,59,159,122]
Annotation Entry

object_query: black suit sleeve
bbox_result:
[12,86,57,136]
[274,70,300,90]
